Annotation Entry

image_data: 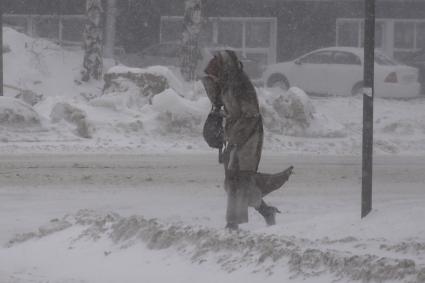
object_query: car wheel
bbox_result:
[267,74,289,91]
[351,82,363,96]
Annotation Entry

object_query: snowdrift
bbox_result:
[260,87,345,138]
[5,209,425,283]
[0,97,41,128]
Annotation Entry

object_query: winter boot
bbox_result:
[256,201,281,226]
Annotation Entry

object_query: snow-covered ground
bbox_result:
[0,154,425,283]
[1,27,425,282]
[2,27,425,156]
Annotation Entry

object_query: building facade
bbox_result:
[337,18,425,60]
[3,0,425,63]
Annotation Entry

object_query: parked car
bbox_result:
[262,47,421,98]
[399,49,425,94]
[117,41,262,79]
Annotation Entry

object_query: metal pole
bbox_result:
[362,0,375,218]
[0,0,3,96]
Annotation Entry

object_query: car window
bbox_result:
[332,51,361,65]
[299,51,334,64]
[374,52,398,65]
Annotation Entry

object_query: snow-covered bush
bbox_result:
[260,87,314,135]
[91,79,147,111]
[259,87,345,137]
[15,89,44,106]
[152,89,209,135]
[50,103,93,138]
[104,67,169,100]
[0,97,41,128]
[275,87,314,125]
[95,66,188,112]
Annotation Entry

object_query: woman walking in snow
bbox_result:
[201,50,293,230]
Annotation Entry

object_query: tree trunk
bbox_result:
[104,0,117,59]
[180,0,202,82]
[82,0,104,82]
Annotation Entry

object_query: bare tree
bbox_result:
[104,0,117,59]
[180,0,202,82]
[82,0,104,82]
[1,3,3,96]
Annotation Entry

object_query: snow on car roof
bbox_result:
[312,46,390,56]
[313,46,365,55]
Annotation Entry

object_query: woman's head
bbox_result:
[204,50,243,81]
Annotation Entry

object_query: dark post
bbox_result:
[362,0,375,218]
[0,0,3,96]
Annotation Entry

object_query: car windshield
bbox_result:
[374,52,398,65]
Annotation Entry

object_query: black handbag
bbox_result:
[203,107,224,149]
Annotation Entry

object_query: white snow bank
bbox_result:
[108,65,186,95]
[0,97,41,127]
[4,209,425,283]
[2,27,425,155]
[260,87,346,138]
[90,79,145,112]
[50,103,93,138]
[3,27,86,97]
[151,90,210,135]
[152,89,208,115]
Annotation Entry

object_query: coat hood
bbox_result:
[204,50,243,84]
